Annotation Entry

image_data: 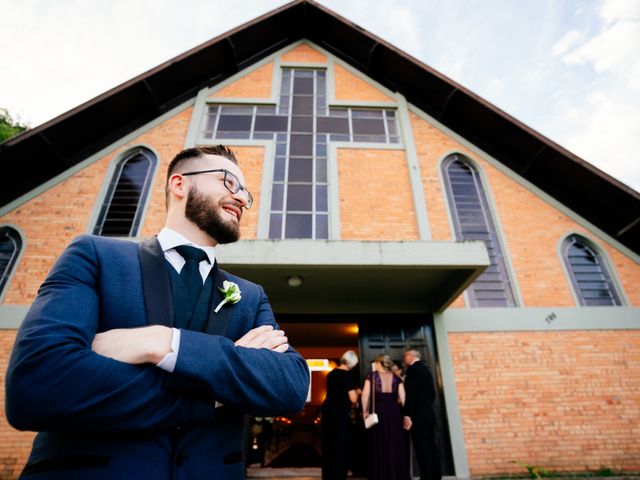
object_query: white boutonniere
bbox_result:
[214,280,241,313]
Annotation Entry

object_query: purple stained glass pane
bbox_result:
[330,134,349,142]
[254,115,288,132]
[316,158,327,182]
[285,214,313,239]
[386,117,399,136]
[287,185,313,211]
[317,117,349,134]
[220,106,253,114]
[353,134,387,143]
[288,157,313,182]
[290,134,313,155]
[269,214,283,239]
[316,214,328,239]
[329,108,348,117]
[256,105,276,114]
[204,111,217,133]
[316,185,328,212]
[352,118,386,135]
[291,116,313,132]
[292,96,313,115]
[274,156,286,181]
[217,115,252,132]
[281,76,291,94]
[253,132,274,140]
[293,77,314,94]
[294,70,314,78]
[352,109,383,118]
[271,183,284,210]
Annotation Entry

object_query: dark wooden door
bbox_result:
[358,316,453,476]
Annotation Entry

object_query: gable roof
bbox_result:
[1,0,638,253]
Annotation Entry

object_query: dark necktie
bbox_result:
[174,245,209,303]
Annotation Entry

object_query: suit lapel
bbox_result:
[206,263,233,337]
[138,237,173,328]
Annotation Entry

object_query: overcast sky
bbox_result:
[1,0,638,191]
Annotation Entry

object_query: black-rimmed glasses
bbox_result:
[181,169,254,208]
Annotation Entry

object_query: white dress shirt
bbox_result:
[155,227,216,372]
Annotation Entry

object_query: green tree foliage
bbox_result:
[0,108,29,143]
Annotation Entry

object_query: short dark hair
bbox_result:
[165,145,238,206]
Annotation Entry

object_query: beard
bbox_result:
[184,185,241,244]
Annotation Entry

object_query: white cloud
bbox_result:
[551,30,584,57]
[561,6,640,90]
[600,0,640,24]
[563,91,640,190]
[0,0,288,127]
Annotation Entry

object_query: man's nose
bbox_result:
[232,189,249,208]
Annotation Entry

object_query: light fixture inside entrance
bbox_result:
[287,275,302,287]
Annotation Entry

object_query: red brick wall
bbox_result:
[0,331,35,479]
[449,330,640,474]
[281,43,327,64]
[209,61,275,99]
[333,62,393,102]
[338,148,419,240]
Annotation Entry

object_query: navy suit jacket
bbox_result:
[5,235,309,479]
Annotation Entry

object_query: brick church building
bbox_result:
[1,1,638,478]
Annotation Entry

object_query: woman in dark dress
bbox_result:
[321,350,359,480]
[362,354,409,480]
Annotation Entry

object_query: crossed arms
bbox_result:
[91,324,289,365]
[5,236,309,433]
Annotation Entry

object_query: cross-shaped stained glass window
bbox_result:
[202,68,400,239]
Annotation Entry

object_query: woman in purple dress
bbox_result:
[361,354,409,480]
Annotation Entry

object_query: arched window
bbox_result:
[442,154,516,307]
[0,226,22,298]
[93,147,157,237]
[562,235,622,306]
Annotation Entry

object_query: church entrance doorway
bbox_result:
[245,315,453,478]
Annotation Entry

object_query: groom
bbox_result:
[6,145,310,479]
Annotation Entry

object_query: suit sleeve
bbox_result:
[403,363,436,420]
[173,286,310,416]
[403,369,416,418]
[5,236,215,432]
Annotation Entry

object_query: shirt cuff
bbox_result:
[156,328,180,372]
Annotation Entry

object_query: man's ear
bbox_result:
[168,174,189,200]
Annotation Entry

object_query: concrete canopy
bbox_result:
[217,240,489,313]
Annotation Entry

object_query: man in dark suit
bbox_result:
[5,145,310,479]
[403,348,441,480]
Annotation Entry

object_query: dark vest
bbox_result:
[167,261,214,332]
